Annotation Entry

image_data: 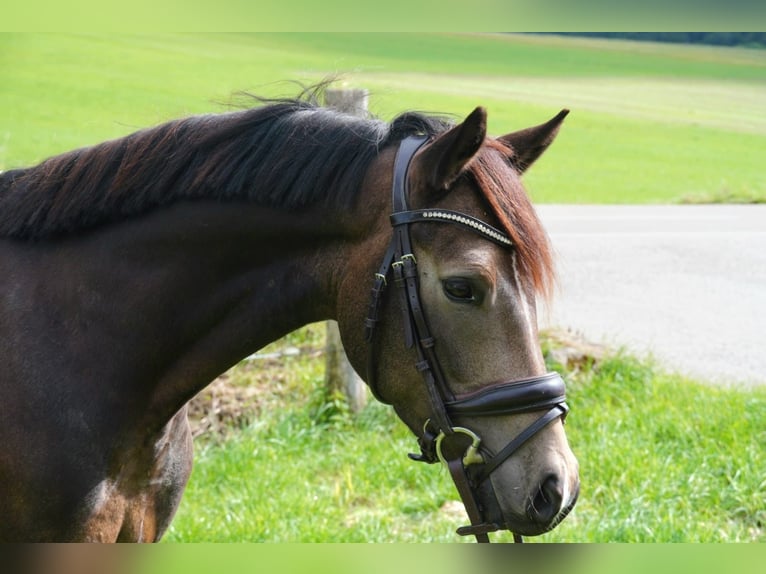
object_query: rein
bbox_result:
[364,135,570,543]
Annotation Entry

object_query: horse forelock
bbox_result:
[467,140,555,301]
[0,97,453,241]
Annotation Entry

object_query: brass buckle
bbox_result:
[435,426,484,467]
[391,253,417,269]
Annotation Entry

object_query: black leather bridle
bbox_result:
[364,135,570,543]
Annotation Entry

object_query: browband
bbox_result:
[390,209,512,247]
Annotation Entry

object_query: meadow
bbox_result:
[2,33,765,203]
[1,34,765,542]
[164,325,766,543]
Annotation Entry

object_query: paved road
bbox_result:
[536,205,766,387]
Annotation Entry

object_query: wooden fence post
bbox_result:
[323,88,369,413]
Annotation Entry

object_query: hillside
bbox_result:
[2,33,764,203]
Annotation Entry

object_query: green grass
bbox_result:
[678,188,766,204]
[163,325,766,543]
[2,33,765,203]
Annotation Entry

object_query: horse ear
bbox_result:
[417,106,487,191]
[498,109,569,173]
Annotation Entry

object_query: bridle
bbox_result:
[364,135,570,543]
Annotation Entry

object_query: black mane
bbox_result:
[0,96,453,240]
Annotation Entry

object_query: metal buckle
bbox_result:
[435,426,484,467]
[392,253,417,269]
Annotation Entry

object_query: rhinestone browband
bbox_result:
[389,209,513,247]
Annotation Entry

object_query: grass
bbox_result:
[678,188,766,204]
[163,325,766,543]
[556,355,766,542]
[1,33,765,203]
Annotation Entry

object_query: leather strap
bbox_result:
[446,372,566,417]
[469,404,569,486]
[447,459,492,543]
[391,135,427,213]
[389,135,455,433]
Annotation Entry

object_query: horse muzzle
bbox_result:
[409,372,578,542]
[483,476,581,538]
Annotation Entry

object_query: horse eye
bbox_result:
[443,278,476,303]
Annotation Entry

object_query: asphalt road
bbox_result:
[536,205,766,387]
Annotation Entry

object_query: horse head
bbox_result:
[338,107,579,540]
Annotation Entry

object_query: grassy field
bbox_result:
[1,33,765,203]
[165,325,766,543]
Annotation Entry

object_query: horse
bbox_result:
[0,90,579,542]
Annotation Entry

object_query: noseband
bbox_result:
[364,135,570,543]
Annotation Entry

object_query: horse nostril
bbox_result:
[527,475,564,524]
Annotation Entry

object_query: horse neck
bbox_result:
[38,200,369,429]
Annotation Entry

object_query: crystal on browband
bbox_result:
[389,209,513,247]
